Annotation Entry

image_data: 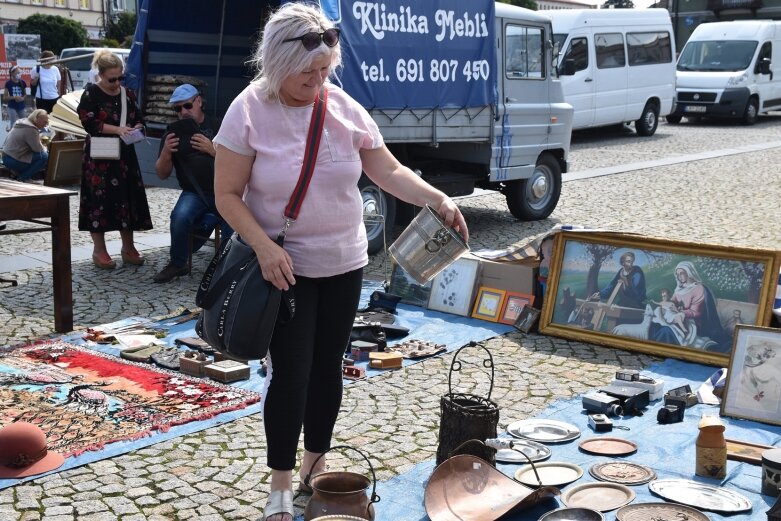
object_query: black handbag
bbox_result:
[195,87,328,360]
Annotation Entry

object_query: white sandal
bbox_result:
[264,489,294,521]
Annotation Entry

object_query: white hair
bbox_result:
[249,2,342,101]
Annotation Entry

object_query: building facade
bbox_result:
[0,0,136,40]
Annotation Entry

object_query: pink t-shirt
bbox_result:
[213,82,383,278]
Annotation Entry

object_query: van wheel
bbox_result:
[636,102,659,136]
[666,115,682,124]
[359,175,396,255]
[742,97,759,125]
[505,154,561,221]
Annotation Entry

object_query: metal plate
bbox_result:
[507,419,581,443]
[579,437,637,456]
[495,439,552,463]
[616,502,710,521]
[539,507,604,521]
[648,479,752,513]
[562,482,636,512]
[514,461,584,487]
[589,462,656,485]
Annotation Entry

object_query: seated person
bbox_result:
[2,109,49,181]
[153,83,233,283]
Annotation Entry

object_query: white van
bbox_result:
[58,47,130,90]
[544,9,676,136]
[668,21,781,125]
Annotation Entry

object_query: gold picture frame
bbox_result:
[44,139,84,186]
[540,231,781,366]
[471,287,506,322]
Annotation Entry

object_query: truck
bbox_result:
[127,0,573,254]
[667,20,781,125]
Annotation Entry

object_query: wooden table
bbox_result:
[0,179,77,332]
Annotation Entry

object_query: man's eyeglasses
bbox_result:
[106,75,126,84]
[173,102,194,113]
[283,28,340,52]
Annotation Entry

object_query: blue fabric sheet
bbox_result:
[371,358,781,521]
[1,280,511,490]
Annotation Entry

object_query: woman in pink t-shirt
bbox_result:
[213,4,468,520]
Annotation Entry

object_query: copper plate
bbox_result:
[514,461,584,487]
[616,502,710,521]
[589,462,656,485]
[579,437,638,456]
[561,482,636,512]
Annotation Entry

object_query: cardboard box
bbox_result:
[369,351,403,369]
[204,360,250,383]
[476,256,538,296]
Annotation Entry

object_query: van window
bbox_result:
[627,32,672,66]
[562,37,589,73]
[595,33,626,69]
[755,41,771,74]
[506,25,545,79]
[677,40,758,72]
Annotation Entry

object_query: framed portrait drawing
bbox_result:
[514,306,541,333]
[471,287,506,322]
[427,256,481,317]
[388,261,432,308]
[721,325,781,426]
[498,291,535,325]
[539,231,781,366]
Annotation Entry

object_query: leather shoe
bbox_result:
[153,262,189,283]
[92,253,116,270]
[121,249,145,266]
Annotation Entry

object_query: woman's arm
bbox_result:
[360,145,469,241]
[214,145,296,291]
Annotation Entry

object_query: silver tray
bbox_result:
[496,439,552,463]
[539,507,604,521]
[648,479,752,513]
[507,419,581,443]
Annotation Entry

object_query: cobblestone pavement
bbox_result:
[1,117,781,519]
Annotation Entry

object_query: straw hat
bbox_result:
[0,422,65,478]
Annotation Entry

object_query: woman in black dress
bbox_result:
[77,50,152,269]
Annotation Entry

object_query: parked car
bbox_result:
[58,47,131,90]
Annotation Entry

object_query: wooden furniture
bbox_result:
[0,179,77,332]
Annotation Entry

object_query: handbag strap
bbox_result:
[119,86,127,128]
[279,85,328,240]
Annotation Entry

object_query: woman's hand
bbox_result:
[255,240,296,291]
[436,198,469,243]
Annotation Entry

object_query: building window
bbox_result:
[54,0,66,7]
[111,0,127,11]
[31,0,44,5]
[80,0,90,8]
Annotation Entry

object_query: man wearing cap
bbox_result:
[153,83,232,283]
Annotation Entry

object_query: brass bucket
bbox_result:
[388,205,469,285]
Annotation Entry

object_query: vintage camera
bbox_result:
[657,397,686,424]
[600,384,650,416]
[582,391,623,417]
[664,384,698,408]
[615,369,640,382]
[588,413,613,432]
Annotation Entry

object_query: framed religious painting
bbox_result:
[498,291,536,325]
[721,325,781,426]
[539,231,781,366]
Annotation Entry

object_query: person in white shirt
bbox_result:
[30,50,61,113]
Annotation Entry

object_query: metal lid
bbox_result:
[763,448,781,466]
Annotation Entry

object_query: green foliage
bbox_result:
[602,0,636,7]
[99,38,122,48]
[105,12,137,45]
[498,0,538,11]
[17,14,88,55]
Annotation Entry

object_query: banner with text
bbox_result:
[325,0,496,109]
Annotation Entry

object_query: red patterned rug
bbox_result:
[0,340,261,457]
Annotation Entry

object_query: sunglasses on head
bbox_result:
[283,28,340,51]
[106,75,126,84]
[173,101,194,113]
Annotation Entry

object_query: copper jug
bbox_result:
[303,445,380,521]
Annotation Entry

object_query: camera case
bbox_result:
[657,398,685,424]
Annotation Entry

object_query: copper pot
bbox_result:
[303,445,380,521]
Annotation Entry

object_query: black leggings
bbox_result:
[263,268,363,470]
[35,97,59,114]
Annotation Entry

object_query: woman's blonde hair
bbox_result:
[249,3,342,101]
[27,109,48,124]
[92,49,124,75]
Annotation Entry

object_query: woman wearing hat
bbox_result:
[213,4,468,520]
[30,50,61,113]
[3,65,28,131]
[77,49,151,270]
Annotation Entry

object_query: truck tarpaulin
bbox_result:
[325,0,496,109]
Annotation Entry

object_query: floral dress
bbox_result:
[77,84,153,233]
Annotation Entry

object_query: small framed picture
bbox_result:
[514,306,541,333]
[427,256,481,317]
[721,325,781,426]
[498,291,535,325]
[471,287,506,322]
[388,261,432,307]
